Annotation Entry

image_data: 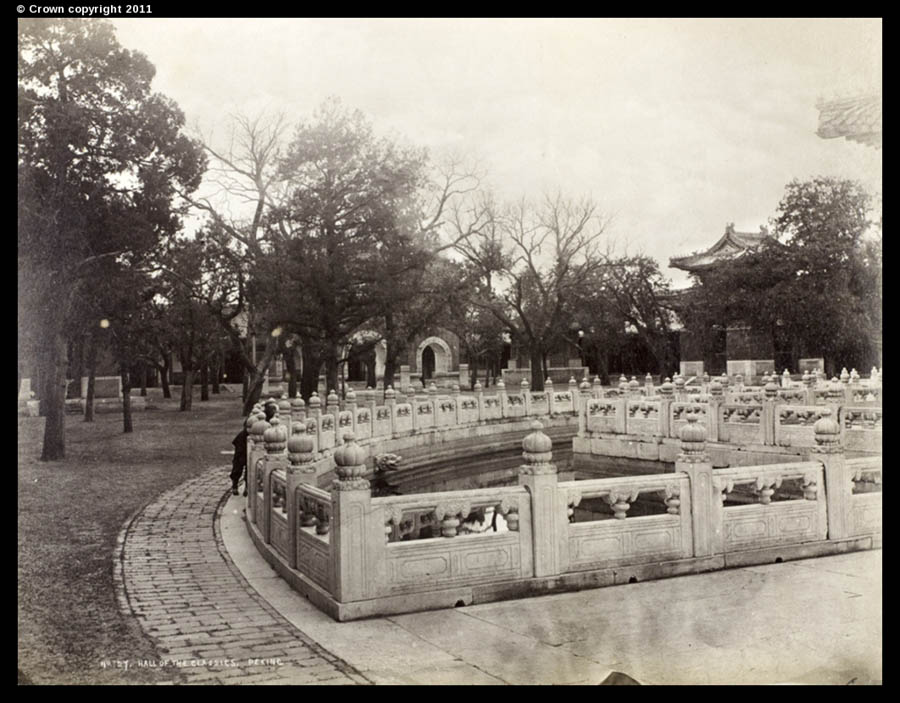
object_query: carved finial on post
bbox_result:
[659,379,674,398]
[521,378,530,393]
[308,392,322,415]
[764,378,779,400]
[384,385,396,403]
[709,379,723,398]
[813,409,842,453]
[521,420,556,474]
[428,382,437,396]
[250,416,270,446]
[333,432,369,490]
[719,373,729,391]
[782,368,791,387]
[263,416,288,454]
[618,375,628,393]
[287,423,316,470]
[840,368,850,384]
[678,414,708,462]
[850,368,860,384]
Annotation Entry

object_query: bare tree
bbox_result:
[455,193,611,390]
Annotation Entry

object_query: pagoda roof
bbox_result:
[816,93,882,149]
[670,223,771,273]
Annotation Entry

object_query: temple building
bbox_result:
[669,223,812,381]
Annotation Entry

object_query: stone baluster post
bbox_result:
[517,421,562,577]
[628,376,641,399]
[406,385,418,433]
[330,433,382,603]
[474,380,484,423]
[850,368,860,385]
[763,378,778,445]
[578,380,591,437]
[285,425,317,569]
[458,363,469,389]
[658,378,674,437]
[734,373,743,392]
[451,384,461,425]
[427,382,438,419]
[261,417,288,544]
[326,390,341,445]
[307,392,322,452]
[802,371,815,405]
[290,396,306,426]
[365,387,377,426]
[707,379,723,442]
[592,375,603,399]
[782,368,792,388]
[497,379,508,417]
[645,373,654,396]
[674,374,686,403]
[247,416,270,525]
[399,365,411,393]
[618,375,628,397]
[521,378,531,416]
[345,388,357,435]
[278,398,292,436]
[812,410,850,540]
[545,378,555,416]
[675,414,720,557]
[827,378,844,414]
[384,385,397,437]
[568,376,578,411]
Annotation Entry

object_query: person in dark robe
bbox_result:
[230,402,277,496]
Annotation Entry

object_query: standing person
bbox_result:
[230,401,278,496]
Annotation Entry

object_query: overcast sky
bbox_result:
[111,17,882,288]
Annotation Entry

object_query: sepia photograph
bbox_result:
[18,14,881,685]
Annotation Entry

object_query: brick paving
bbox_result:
[116,467,371,685]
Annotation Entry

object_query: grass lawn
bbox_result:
[18,390,245,684]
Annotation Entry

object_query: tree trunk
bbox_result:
[40,331,68,460]
[241,341,280,415]
[121,367,133,433]
[211,354,221,394]
[242,369,249,404]
[324,347,339,394]
[366,353,377,388]
[180,369,194,411]
[84,336,98,423]
[200,363,209,401]
[285,346,298,398]
[382,350,397,391]
[67,336,84,399]
[299,345,322,403]
[530,346,545,391]
[158,358,171,399]
[139,361,148,397]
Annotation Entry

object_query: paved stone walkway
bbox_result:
[116,467,370,685]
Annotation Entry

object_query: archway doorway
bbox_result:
[422,345,435,381]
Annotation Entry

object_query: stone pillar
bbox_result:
[763,379,778,445]
[781,368,792,388]
[399,364,411,392]
[290,396,306,426]
[261,417,288,544]
[628,376,640,398]
[521,378,531,415]
[474,380,484,422]
[384,386,397,436]
[451,384,461,425]
[675,415,719,557]
[326,390,341,445]
[546,378,555,415]
[517,421,562,578]
[618,375,628,396]
[803,371,815,405]
[330,433,382,603]
[307,392,322,452]
[345,388,357,435]
[658,379,673,437]
[365,387,377,424]
[458,363,469,389]
[813,410,850,540]
[247,415,270,525]
[497,379,508,416]
[277,398,292,435]
[427,382,437,419]
[578,380,591,438]
[645,373,654,395]
[285,425,317,569]
[674,374,686,402]
[707,379,723,442]
[592,375,602,399]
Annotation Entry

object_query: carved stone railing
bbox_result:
[245,385,881,621]
[712,461,827,552]
[558,473,693,573]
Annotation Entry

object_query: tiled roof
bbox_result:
[816,93,882,149]
[670,224,771,272]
